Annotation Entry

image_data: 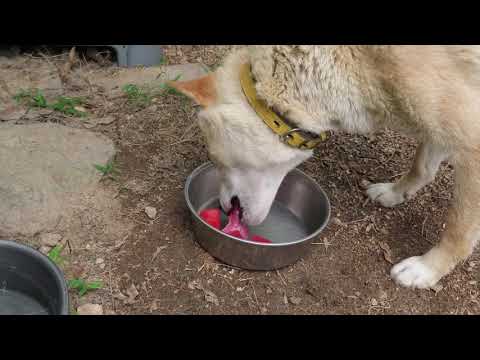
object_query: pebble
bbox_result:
[77,303,103,315]
[39,246,51,255]
[332,217,343,226]
[145,206,157,219]
[95,258,104,265]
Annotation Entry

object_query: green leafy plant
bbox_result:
[159,74,183,96]
[13,89,87,117]
[122,84,152,107]
[49,96,87,117]
[47,244,65,265]
[94,160,119,179]
[47,243,103,299]
[159,55,168,66]
[68,279,103,297]
[14,89,48,108]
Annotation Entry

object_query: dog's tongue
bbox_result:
[222,200,250,240]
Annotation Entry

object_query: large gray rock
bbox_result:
[0,123,115,237]
[93,63,209,95]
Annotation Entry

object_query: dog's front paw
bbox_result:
[366,183,405,207]
[390,256,441,289]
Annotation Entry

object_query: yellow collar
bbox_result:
[239,63,328,150]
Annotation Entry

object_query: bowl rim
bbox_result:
[0,239,70,315]
[185,162,331,247]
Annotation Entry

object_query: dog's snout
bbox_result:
[230,196,240,208]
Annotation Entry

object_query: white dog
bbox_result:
[170,45,480,290]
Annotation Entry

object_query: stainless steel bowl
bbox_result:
[185,162,330,270]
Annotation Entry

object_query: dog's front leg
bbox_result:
[391,158,480,288]
[367,141,447,207]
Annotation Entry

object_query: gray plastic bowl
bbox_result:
[0,240,69,315]
[185,162,331,271]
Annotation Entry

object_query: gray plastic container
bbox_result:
[0,240,69,315]
[111,45,163,67]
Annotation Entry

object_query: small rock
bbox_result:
[332,217,343,226]
[148,105,158,112]
[149,300,159,312]
[236,287,245,292]
[261,307,268,314]
[431,284,444,293]
[99,263,106,269]
[39,246,51,254]
[469,280,477,286]
[145,206,157,219]
[355,291,361,297]
[289,296,302,305]
[74,106,87,113]
[77,303,103,315]
[370,298,378,306]
[95,258,104,265]
[39,233,62,247]
[266,288,273,295]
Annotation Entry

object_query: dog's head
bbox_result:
[169,51,312,225]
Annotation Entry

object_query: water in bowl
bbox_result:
[200,198,309,244]
[0,288,49,315]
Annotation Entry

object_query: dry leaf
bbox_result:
[289,296,302,305]
[125,283,139,304]
[113,292,128,301]
[204,290,219,306]
[83,116,116,128]
[188,280,202,290]
[366,223,374,233]
[151,245,168,262]
[379,241,394,264]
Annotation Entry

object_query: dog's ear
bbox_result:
[167,74,217,108]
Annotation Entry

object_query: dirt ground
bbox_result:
[1,45,479,315]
